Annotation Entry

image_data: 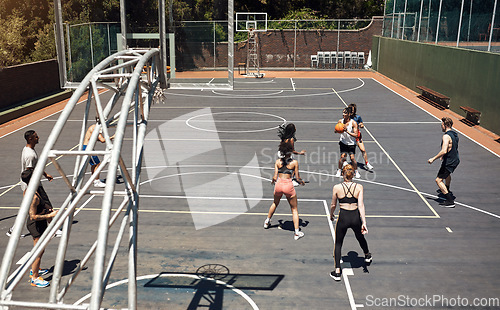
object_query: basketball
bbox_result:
[335,122,345,133]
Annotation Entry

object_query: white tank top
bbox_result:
[339,120,356,145]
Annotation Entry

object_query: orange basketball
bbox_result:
[335,122,345,133]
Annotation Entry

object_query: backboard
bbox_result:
[236,12,268,32]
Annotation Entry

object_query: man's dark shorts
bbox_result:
[437,165,452,179]
[339,142,356,155]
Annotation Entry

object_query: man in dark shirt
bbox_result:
[428,117,460,207]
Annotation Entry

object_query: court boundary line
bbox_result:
[332,83,440,218]
[371,78,500,158]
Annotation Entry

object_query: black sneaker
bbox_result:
[439,200,455,208]
[329,270,342,281]
[365,253,372,263]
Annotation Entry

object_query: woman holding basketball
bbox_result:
[335,107,360,179]
[264,141,305,240]
[349,103,373,170]
[329,164,372,281]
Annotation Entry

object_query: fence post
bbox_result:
[488,0,498,52]
[294,20,297,70]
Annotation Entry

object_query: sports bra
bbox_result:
[338,182,358,204]
[278,158,294,175]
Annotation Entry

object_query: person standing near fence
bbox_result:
[428,117,460,208]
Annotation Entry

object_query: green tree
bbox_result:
[30,23,56,62]
[0,11,27,66]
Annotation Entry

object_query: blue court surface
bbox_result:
[1,77,499,309]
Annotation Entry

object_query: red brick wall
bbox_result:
[177,17,383,70]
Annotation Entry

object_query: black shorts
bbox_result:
[339,142,356,155]
[437,165,452,179]
[27,219,48,239]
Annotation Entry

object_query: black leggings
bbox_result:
[334,208,370,269]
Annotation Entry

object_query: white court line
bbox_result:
[332,83,440,218]
[163,78,365,99]
[363,121,440,124]
[371,78,500,158]
[152,106,344,110]
[74,273,259,309]
[140,165,500,219]
[290,78,296,91]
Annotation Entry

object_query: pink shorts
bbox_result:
[274,178,296,198]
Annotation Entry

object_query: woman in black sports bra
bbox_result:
[329,164,372,281]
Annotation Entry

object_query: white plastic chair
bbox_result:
[343,51,351,69]
[324,51,331,68]
[351,52,358,68]
[331,51,337,69]
[357,52,365,68]
[311,55,318,68]
[317,52,325,68]
[336,51,344,69]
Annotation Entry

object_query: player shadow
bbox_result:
[357,163,374,172]
[43,259,88,281]
[276,219,309,232]
[342,251,370,273]
[0,214,17,222]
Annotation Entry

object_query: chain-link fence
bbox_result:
[383,0,500,53]
[65,18,381,82]
[67,22,121,82]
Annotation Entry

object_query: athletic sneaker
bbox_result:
[365,253,373,263]
[330,270,342,281]
[355,170,361,179]
[30,277,50,288]
[334,169,342,178]
[294,231,304,240]
[439,200,455,208]
[30,269,50,277]
[6,227,13,237]
[365,162,374,170]
[94,180,106,188]
[264,219,271,229]
[55,229,63,237]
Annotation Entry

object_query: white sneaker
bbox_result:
[334,169,342,178]
[366,162,374,170]
[6,227,13,237]
[294,231,304,240]
[55,229,63,237]
[355,170,361,179]
[31,276,50,288]
[94,180,106,188]
[264,219,271,229]
[342,161,348,168]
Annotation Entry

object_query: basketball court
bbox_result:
[1,70,500,309]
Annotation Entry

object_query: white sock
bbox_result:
[295,229,300,234]
[265,218,270,223]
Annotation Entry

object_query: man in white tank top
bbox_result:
[335,107,360,178]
